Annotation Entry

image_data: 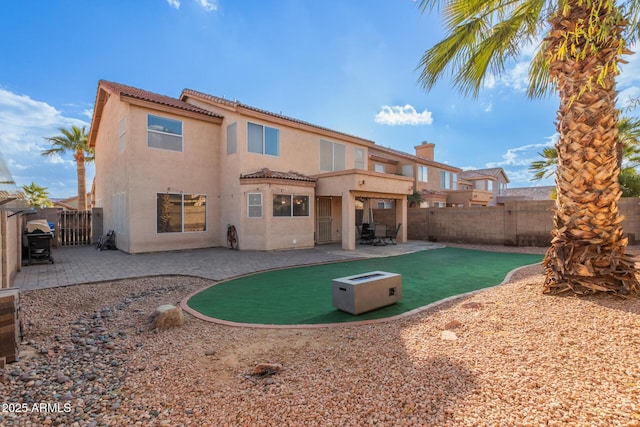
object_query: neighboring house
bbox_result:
[502,186,555,201]
[457,168,510,206]
[88,80,500,254]
[51,193,93,210]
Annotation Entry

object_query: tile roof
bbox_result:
[504,186,554,200]
[369,144,461,171]
[240,168,316,182]
[459,168,509,182]
[181,89,374,144]
[99,80,223,119]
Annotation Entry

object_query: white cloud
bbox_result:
[484,103,493,113]
[0,88,90,197]
[485,37,542,93]
[374,104,433,126]
[486,137,556,169]
[82,108,94,119]
[195,0,217,12]
[168,0,217,12]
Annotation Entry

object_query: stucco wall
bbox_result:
[239,180,316,250]
[1,212,22,288]
[406,198,640,246]
[94,96,222,254]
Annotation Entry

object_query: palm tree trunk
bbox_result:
[542,0,639,295]
[75,150,87,211]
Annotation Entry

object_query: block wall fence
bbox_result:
[369,198,640,247]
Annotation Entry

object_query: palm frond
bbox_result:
[417,0,549,98]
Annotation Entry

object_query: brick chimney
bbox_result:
[415,141,435,160]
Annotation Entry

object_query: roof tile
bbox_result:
[240,168,316,182]
[100,80,223,119]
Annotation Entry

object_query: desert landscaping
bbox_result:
[2,245,639,426]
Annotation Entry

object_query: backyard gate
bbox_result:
[57,210,92,246]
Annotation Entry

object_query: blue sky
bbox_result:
[1,0,639,198]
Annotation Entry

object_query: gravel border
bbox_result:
[2,244,639,426]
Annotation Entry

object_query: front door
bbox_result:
[316,197,332,243]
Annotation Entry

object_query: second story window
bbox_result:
[354,148,366,170]
[248,122,279,156]
[148,114,183,152]
[440,171,451,189]
[320,140,346,171]
[418,165,428,182]
[227,122,237,155]
[375,163,385,173]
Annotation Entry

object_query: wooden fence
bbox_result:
[57,210,92,246]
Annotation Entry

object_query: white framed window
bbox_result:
[320,140,346,171]
[418,165,428,182]
[273,195,310,217]
[148,115,183,152]
[452,173,458,190]
[375,163,385,173]
[247,193,262,218]
[156,193,206,233]
[440,171,451,189]
[487,180,494,191]
[227,122,237,155]
[354,147,366,170]
[248,122,279,156]
[434,201,446,208]
[377,201,393,209]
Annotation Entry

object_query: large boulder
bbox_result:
[152,304,184,329]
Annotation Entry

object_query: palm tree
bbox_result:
[417,0,640,295]
[21,182,53,208]
[408,190,424,207]
[42,125,94,211]
[530,116,640,184]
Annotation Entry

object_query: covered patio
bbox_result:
[314,169,413,250]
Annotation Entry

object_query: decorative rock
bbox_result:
[461,302,483,309]
[444,320,463,329]
[251,363,283,377]
[204,350,217,356]
[152,305,185,329]
[56,372,71,383]
[441,331,458,341]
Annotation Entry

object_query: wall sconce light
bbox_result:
[359,180,365,185]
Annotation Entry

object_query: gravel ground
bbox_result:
[3,244,640,426]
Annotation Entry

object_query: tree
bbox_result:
[408,190,424,207]
[417,0,640,295]
[529,116,640,195]
[21,182,53,208]
[42,125,94,211]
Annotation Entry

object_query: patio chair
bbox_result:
[384,223,401,245]
[373,224,388,246]
[360,223,374,244]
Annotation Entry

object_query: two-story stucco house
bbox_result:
[457,168,510,206]
[88,80,494,253]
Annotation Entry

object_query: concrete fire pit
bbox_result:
[332,271,402,315]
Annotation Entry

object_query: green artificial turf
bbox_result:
[187,247,542,325]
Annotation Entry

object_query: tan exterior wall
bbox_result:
[1,212,22,288]
[240,180,316,250]
[93,95,131,250]
[94,97,222,253]
[407,198,640,246]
